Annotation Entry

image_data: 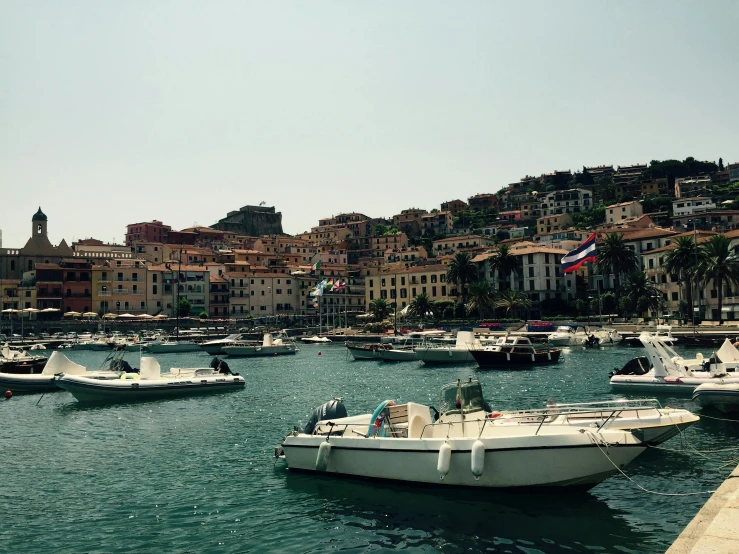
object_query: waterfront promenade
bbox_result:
[667,462,739,553]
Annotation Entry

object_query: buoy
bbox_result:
[274,352,278,356]
[315,442,332,471]
[437,442,452,479]
[318,351,322,356]
[5,390,12,399]
[471,440,485,480]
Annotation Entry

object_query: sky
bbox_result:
[1,1,737,248]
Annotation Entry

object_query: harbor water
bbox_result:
[2,344,738,553]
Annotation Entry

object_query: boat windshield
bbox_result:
[555,326,573,333]
[439,380,485,415]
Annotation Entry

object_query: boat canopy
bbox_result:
[440,379,485,415]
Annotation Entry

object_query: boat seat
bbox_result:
[385,404,409,438]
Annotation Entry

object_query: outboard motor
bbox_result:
[303,398,347,435]
[609,356,650,377]
[585,334,599,348]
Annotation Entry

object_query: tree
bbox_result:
[489,245,520,291]
[698,235,739,324]
[600,292,617,316]
[719,157,724,171]
[446,252,478,304]
[494,290,532,318]
[596,232,638,295]
[571,206,606,230]
[375,224,387,236]
[466,280,495,318]
[664,236,699,322]
[199,311,208,319]
[175,298,192,317]
[408,293,434,322]
[369,298,391,321]
[622,271,661,317]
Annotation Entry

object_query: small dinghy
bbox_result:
[0,351,88,393]
[55,356,244,404]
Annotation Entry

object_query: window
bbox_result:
[432,286,437,297]
[401,277,406,286]
[152,274,157,283]
[528,267,534,277]
[528,254,534,264]
[440,275,445,283]
[261,291,265,296]
[276,289,282,294]
[672,292,678,301]
[381,278,386,287]
[529,280,534,291]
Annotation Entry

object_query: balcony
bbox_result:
[130,290,144,295]
[98,279,111,284]
[112,289,129,294]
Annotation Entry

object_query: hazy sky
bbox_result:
[2,1,737,247]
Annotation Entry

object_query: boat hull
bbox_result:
[415,348,476,364]
[379,349,418,362]
[346,345,388,360]
[692,386,739,413]
[146,343,203,354]
[0,359,48,374]
[223,345,297,357]
[0,372,57,392]
[610,375,739,395]
[281,435,644,489]
[471,349,562,368]
[55,374,245,403]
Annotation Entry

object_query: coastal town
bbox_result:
[2,157,739,329]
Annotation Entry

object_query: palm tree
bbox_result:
[446,252,478,304]
[664,236,699,322]
[466,280,495,318]
[596,232,638,295]
[698,235,739,324]
[489,245,520,291]
[368,298,391,321]
[408,293,434,323]
[494,290,532,319]
[622,271,661,317]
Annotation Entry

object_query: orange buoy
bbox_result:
[5,390,12,399]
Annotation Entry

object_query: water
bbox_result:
[2,345,738,553]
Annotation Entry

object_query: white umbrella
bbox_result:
[41,308,60,312]
[1,309,21,313]
[137,314,154,319]
[83,312,99,317]
[102,313,118,319]
[23,308,40,313]
[117,313,136,318]
[63,311,82,317]
[153,314,169,319]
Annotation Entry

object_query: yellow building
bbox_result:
[365,263,454,310]
[92,259,149,315]
[536,213,573,235]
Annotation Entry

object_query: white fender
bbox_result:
[506,353,511,361]
[531,353,535,362]
[437,442,452,479]
[315,442,332,472]
[471,440,485,480]
[547,352,551,361]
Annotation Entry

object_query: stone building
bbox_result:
[211,205,284,236]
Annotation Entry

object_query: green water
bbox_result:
[2,345,737,553]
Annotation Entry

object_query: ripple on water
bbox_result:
[0,345,734,553]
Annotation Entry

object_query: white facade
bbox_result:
[539,188,593,216]
[672,198,717,217]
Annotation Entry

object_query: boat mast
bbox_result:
[175,248,182,341]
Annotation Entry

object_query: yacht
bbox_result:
[276,379,649,490]
[692,383,739,413]
[222,333,298,357]
[546,325,588,346]
[201,334,245,355]
[470,336,562,368]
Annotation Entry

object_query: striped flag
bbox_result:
[562,233,597,273]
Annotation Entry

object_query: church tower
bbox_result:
[32,207,48,238]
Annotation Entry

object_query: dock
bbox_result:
[666,462,739,553]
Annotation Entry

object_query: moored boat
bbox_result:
[300,335,332,344]
[692,383,739,413]
[345,342,392,360]
[145,340,203,354]
[277,379,648,490]
[414,331,480,364]
[0,343,48,374]
[55,357,244,403]
[470,336,562,368]
[201,334,245,355]
[222,333,298,357]
[378,346,418,362]
[0,351,117,393]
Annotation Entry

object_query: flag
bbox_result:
[312,260,321,271]
[325,279,334,291]
[561,233,597,273]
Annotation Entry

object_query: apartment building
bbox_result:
[539,188,593,216]
[365,264,454,310]
[605,201,643,224]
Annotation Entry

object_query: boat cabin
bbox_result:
[485,335,537,353]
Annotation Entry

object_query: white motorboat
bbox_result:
[546,325,588,346]
[624,325,677,347]
[610,333,739,394]
[56,356,244,404]
[222,333,298,357]
[489,398,699,446]
[277,379,648,490]
[0,351,118,393]
[591,328,623,347]
[201,334,245,354]
[692,383,739,413]
[414,331,480,364]
[300,335,332,344]
[0,343,48,374]
[145,339,203,354]
[29,343,47,351]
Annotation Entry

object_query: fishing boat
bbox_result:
[470,336,562,368]
[414,331,480,364]
[201,334,245,355]
[222,333,298,357]
[610,333,739,394]
[692,383,739,413]
[345,342,393,360]
[276,379,648,490]
[0,343,47,374]
[55,356,245,403]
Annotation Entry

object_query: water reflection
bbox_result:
[281,469,648,553]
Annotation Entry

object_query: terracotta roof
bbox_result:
[147,264,210,272]
[605,200,641,209]
[512,246,568,256]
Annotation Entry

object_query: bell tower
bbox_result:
[32,207,48,237]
